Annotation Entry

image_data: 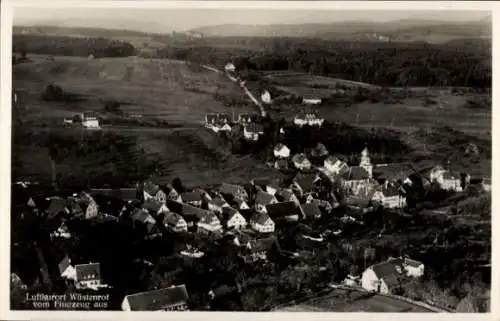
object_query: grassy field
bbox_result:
[12,54,278,187]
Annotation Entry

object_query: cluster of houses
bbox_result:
[272,143,490,212]
[63,111,101,129]
[204,112,265,142]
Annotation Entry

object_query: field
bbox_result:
[12,54,279,187]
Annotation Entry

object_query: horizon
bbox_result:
[13,8,491,33]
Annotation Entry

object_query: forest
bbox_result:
[12,34,137,58]
[155,37,491,88]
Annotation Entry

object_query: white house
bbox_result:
[274,143,291,159]
[324,156,350,175]
[163,213,188,233]
[197,213,223,234]
[261,90,272,104]
[222,207,247,230]
[292,153,312,171]
[302,98,322,105]
[250,213,275,234]
[243,123,264,141]
[81,111,100,129]
[75,262,103,290]
[361,257,424,294]
[143,181,167,204]
[294,112,324,127]
[205,113,231,133]
[371,181,407,209]
[225,63,236,72]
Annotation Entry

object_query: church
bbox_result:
[341,147,377,196]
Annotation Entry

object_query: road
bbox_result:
[200,64,267,117]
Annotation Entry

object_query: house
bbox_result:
[237,113,257,124]
[371,181,407,209]
[75,192,99,219]
[242,236,276,263]
[324,156,350,175]
[251,178,278,196]
[81,111,100,129]
[301,98,322,105]
[373,162,416,185]
[208,197,230,215]
[145,222,162,239]
[243,123,264,141]
[250,212,275,233]
[261,90,272,104]
[180,244,204,258]
[293,112,324,127]
[290,172,321,199]
[310,198,334,214]
[275,188,300,205]
[163,212,188,233]
[232,198,250,211]
[205,113,231,132]
[274,159,289,170]
[51,222,72,239]
[143,181,167,203]
[361,257,424,294]
[274,143,291,159]
[481,178,491,192]
[300,202,322,220]
[254,191,278,213]
[441,171,464,192]
[121,285,189,311]
[58,255,76,281]
[131,209,156,225]
[310,142,329,159]
[196,212,223,234]
[225,63,236,72]
[181,191,203,207]
[75,262,102,290]
[219,183,249,202]
[46,198,70,219]
[266,201,304,222]
[232,231,253,248]
[291,153,312,171]
[161,184,182,202]
[222,207,247,230]
[142,200,169,215]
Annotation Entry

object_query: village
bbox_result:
[11,115,491,311]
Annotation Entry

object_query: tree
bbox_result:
[172,177,185,193]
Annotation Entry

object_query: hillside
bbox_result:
[12,55,275,188]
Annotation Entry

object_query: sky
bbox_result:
[13,6,491,33]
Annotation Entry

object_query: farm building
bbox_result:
[294,112,324,127]
[81,111,100,129]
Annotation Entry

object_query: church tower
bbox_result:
[359,147,373,179]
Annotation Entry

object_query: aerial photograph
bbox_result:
[9,3,491,313]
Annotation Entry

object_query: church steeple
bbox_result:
[360,146,372,179]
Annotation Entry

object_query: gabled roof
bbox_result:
[255,191,276,205]
[146,222,160,235]
[131,209,154,224]
[58,255,72,274]
[75,263,101,281]
[167,200,212,221]
[377,182,403,197]
[163,212,184,226]
[222,206,241,221]
[275,188,295,202]
[404,258,424,268]
[251,212,272,225]
[373,163,416,182]
[252,177,271,187]
[266,201,302,219]
[343,166,370,181]
[219,183,246,198]
[250,236,276,253]
[443,171,461,180]
[244,123,264,134]
[46,199,69,217]
[181,191,203,203]
[293,172,320,192]
[143,180,160,196]
[142,200,164,213]
[274,143,289,152]
[211,197,228,208]
[292,153,309,164]
[324,155,340,165]
[310,143,329,157]
[123,285,189,311]
[300,203,322,218]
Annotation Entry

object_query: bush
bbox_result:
[41,84,64,101]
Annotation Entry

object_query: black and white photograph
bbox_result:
[3,0,494,315]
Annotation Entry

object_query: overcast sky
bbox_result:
[13,7,491,33]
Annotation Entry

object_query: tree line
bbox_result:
[155,37,491,88]
[13,34,137,58]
